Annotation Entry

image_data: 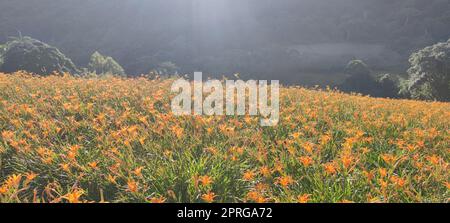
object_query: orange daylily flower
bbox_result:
[297,194,311,203]
[201,192,216,203]
[243,170,256,181]
[64,189,84,203]
[198,175,213,187]
[299,156,313,167]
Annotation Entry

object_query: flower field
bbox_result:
[0,72,449,203]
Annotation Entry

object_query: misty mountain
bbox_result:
[0,0,449,83]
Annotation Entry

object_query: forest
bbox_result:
[0,0,448,76]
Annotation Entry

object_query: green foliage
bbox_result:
[398,77,411,98]
[1,0,449,77]
[0,44,5,65]
[376,74,400,98]
[0,36,78,75]
[339,60,375,95]
[339,60,399,98]
[405,39,450,101]
[345,60,371,76]
[88,51,125,76]
[153,61,179,76]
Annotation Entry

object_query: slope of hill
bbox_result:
[0,72,449,203]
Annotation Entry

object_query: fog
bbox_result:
[0,0,449,84]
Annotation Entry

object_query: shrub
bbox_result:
[88,51,125,76]
[345,60,371,76]
[405,39,450,101]
[0,36,78,75]
[339,60,399,98]
[339,60,377,95]
[154,61,179,76]
[0,44,5,65]
[376,74,400,98]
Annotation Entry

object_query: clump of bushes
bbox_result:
[154,61,179,76]
[402,39,450,101]
[0,36,78,75]
[342,39,450,102]
[338,60,399,98]
[0,44,5,64]
[87,51,125,76]
[375,73,400,98]
[0,37,127,77]
[338,60,375,94]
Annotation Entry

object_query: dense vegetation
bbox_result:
[0,37,78,75]
[0,0,448,204]
[0,73,449,203]
[404,39,450,101]
[338,60,400,99]
[0,0,449,80]
[2,36,447,101]
[0,37,124,77]
[0,0,448,101]
[87,51,125,76]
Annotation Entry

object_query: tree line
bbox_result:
[0,0,449,76]
[0,36,448,101]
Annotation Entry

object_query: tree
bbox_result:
[339,60,374,94]
[376,74,400,98]
[154,61,179,76]
[88,51,125,76]
[339,60,399,98]
[0,44,5,65]
[345,60,371,76]
[406,39,450,101]
[0,36,78,75]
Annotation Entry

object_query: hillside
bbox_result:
[0,72,449,203]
